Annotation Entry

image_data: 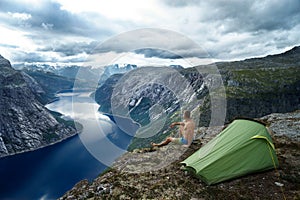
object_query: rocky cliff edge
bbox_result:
[60,110,300,200]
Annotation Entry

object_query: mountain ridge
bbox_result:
[93,46,300,150]
[0,55,77,157]
[214,45,300,70]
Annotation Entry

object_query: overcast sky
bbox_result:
[0,0,299,67]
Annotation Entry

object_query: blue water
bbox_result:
[0,135,105,199]
[0,91,138,200]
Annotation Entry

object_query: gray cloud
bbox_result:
[208,0,300,33]
[0,43,18,49]
[134,48,182,59]
[39,32,209,60]
[134,48,212,59]
[160,0,300,60]
[12,51,54,63]
[0,0,112,38]
[164,0,300,33]
[12,50,87,64]
[91,28,211,59]
[162,0,199,7]
[39,41,98,56]
[0,0,114,63]
[0,0,299,64]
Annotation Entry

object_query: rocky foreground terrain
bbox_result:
[60,110,300,200]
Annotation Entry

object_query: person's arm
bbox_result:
[170,121,184,128]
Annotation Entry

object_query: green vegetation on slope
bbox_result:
[225,66,300,98]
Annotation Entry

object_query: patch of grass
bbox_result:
[226,66,300,98]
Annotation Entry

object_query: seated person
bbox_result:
[151,110,195,148]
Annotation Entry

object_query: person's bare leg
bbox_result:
[151,137,172,147]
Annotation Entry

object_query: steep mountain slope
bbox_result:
[202,46,300,126]
[95,67,207,150]
[216,46,300,70]
[24,70,75,104]
[15,64,102,97]
[94,46,300,149]
[0,55,76,157]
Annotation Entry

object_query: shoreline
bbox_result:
[0,132,79,159]
[45,87,96,105]
[102,112,142,128]
[1,90,140,159]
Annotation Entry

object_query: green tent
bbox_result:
[181,119,279,185]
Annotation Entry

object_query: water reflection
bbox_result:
[0,91,137,199]
[47,90,138,168]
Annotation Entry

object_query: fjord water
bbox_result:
[0,91,137,199]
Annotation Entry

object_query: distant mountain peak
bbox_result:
[263,45,300,62]
[283,45,300,55]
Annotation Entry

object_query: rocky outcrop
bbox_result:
[60,110,300,200]
[197,66,300,126]
[0,55,76,157]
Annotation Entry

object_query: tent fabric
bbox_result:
[181,119,279,185]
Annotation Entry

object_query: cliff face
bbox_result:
[0,55,76,157]
[220,46,300,122]
[199,65,300,126]
[24,70,75,104]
